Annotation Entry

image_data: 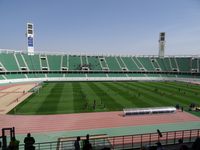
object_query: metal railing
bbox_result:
[16,128,200,150]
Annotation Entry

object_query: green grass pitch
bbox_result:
[8,81,200,115]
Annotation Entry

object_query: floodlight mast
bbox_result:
[158,32,165,57]
[26,23,34,55]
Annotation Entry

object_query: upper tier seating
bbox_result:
[0,50,199,80]
[87,56,102,70]
[122,57,140,71]
[23,54,41,70]
[15,53,27,70]
[105,56,121,70]
[176,57,190,72]
[68,55,81,70]
[137,57,155,71]
[47,55,61,70]
[0,53,19,71]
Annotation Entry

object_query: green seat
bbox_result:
[68,55,81,70]
[87,56,102,70]
[15,53,26,68]
[5,74,26,79]
[108,73,127,77]
[137,57,155,71]
[47,55,61,70]
[0,53,19,71]
[122,57,140,71]
[87,73,107,77]
[65,73,86,77]
[105,56,121,70]
[23,54,41,70]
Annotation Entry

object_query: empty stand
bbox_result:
[61,55,69,70]
[105,56,121,70]
[116,56,128,71]
[15,53,29,70]
[122,57,140,71]
[191,57,198,72]
[47,55,61,70]
[156,58,166,71]
[132,57,146,71]
[23,54,41,70]
[0,50,199,82]
[137,57,155,71]
[176,57,190,72]
[0,53,19,71]
[163,57,172,71]
[68,55,81,70]
[40,55,49,70]
[87,56,102,70]
[169,57,179,71]
[80,55,90,70]
[151,58,161,71]
[99,56,109,70]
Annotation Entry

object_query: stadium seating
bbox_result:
[156,58,166,71]
[0,50,199,82]
[169,57,178,71]
[40,55,49,70]
[116,56,128,70]
[163,58,172,71]
[15,53,27,70]
[176,57,191,72]
[108,73,127,77]
[4,74,26,79]
[81,55,88,65]
[68,55,81,70]
[137,57,155,71]
[121,57,140,70]
[99,56,109,70]
[87,56,102,70]
[47,55,61,70]
[150,58,161,70]
[127,73,146,77]
[105,56,121,70]
[47,73,63,77]
[87,73,107,77]
[132,56,145,70]
[0,75,5,80]
[191,58,198,71]
[65,73,86,77]
[0,52,19,71]
[22,54,41,70]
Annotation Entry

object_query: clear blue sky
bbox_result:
[0,0,200,55]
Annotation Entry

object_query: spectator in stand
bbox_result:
[8,137,20,150]
[24,133,35,150]
[179,145,189,150]
[192,137,200,150]
[156,142,164,150]
[83,134,92,150]
[74,136,80,150]
[140,146,147,150]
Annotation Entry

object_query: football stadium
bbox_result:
[1,32,200,149]
[1,1,200,150]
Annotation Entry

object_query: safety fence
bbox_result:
[15,128,200,150]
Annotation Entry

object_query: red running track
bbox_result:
[0,111,200,134]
